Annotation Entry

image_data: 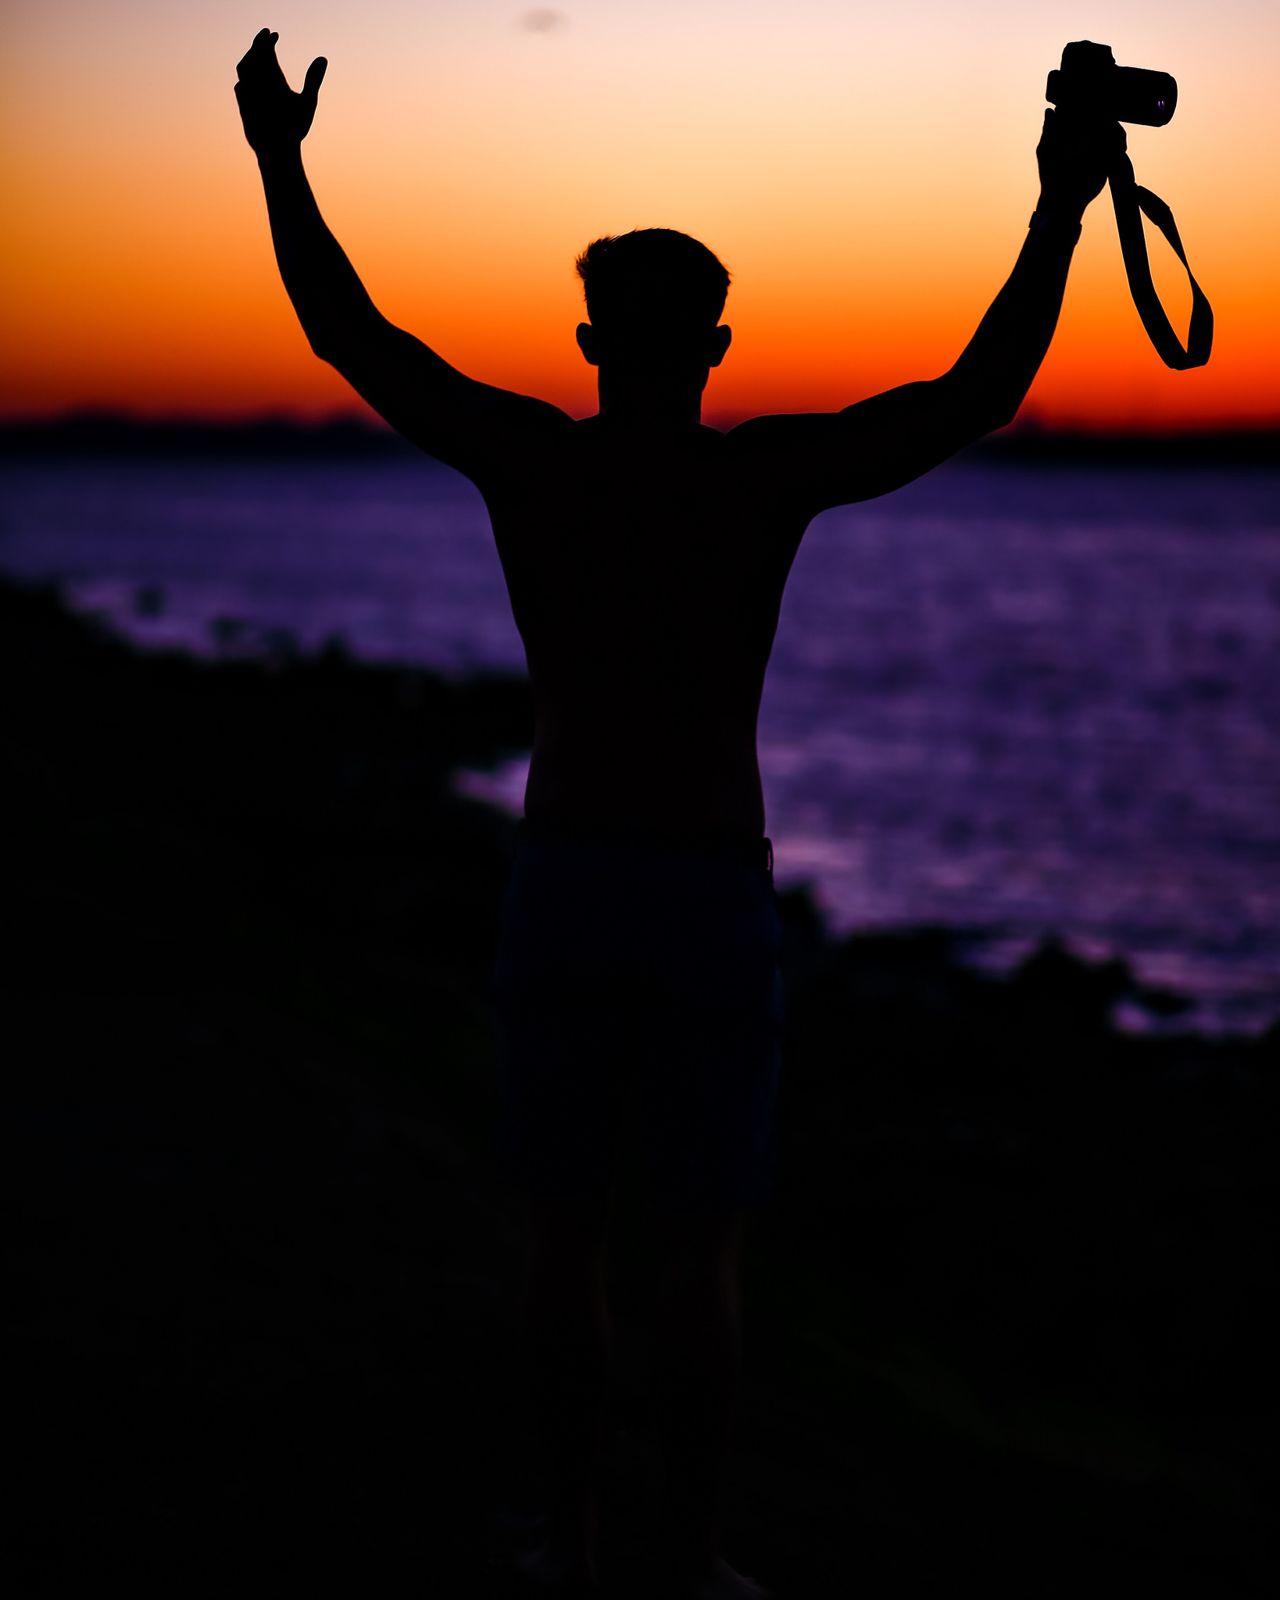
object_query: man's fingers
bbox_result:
[237,29,322,107]
[238,28,276,78]
[303,57,328,101]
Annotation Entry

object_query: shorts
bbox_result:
[490,819,784,1214]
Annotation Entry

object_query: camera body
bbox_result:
[1046,40,1176,127]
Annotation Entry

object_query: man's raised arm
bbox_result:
[728,108,1126,513]
[235,29,568,480]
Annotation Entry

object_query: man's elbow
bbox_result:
[300,312,358,366]
[938,373,1019,443]
[305,328,339,364]
[966,387,1021,438]
[304,308,386,370]
[984,396,1021,434]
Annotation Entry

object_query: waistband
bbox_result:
[516,816,774,874]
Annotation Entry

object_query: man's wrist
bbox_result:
[1034,187,1087,222]
[256,142,304,175]
[1029,194,1085,239]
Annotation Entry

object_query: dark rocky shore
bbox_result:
[7,575,1276,1597]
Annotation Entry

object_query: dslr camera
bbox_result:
[1043,41,1211,369]
[1046,40,1176,126]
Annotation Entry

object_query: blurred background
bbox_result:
[5,4,1278,1597]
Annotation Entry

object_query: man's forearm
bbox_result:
[256,145,379,357]
[947,199,1085,428]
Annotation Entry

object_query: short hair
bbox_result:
[574,228,731,332]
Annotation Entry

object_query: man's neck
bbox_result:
[594,374,705,431]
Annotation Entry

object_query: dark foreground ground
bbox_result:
[7,576,1277,1598]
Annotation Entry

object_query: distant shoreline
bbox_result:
[3,411,1278,468]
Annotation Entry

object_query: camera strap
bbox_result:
[1108,152,1213,368]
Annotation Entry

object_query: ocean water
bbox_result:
[2,453,1278,1039]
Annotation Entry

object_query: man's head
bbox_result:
[574,228,732,378]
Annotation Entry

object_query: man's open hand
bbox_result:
[235,28,327,156]
[1036,106,1126,218]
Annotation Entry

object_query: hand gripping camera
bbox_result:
[1047,39,1177,126]
[1046,41,1211,369]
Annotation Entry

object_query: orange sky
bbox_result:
[2,0,1277,431]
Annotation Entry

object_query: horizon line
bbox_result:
[3,406,1279,443]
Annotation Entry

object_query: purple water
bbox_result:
[3,454,1278,1038]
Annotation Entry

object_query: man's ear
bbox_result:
[576,322,599,366]
[708,324,732,368]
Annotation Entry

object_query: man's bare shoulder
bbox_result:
[717,412,845,510]
[721,381,977,510]
[723,411,838,448]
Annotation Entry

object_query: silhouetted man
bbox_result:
[236,27,1123,1599]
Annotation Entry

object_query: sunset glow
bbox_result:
[2,0,1277,431]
